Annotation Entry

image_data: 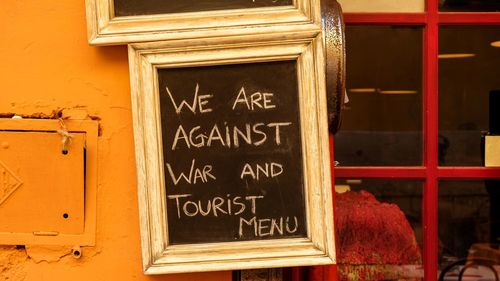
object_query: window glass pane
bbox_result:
[335,26,423,166]
[438,26,500,166]
[438,180,500,279]
[337,0,424,12]
[335,179,423,280]
[439,0,500,12]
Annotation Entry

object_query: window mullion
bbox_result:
[423,0,439,278]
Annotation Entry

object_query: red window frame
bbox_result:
[293,1,500,280]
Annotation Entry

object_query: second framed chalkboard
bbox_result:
[85,0,319,45]
[129,35,334,274]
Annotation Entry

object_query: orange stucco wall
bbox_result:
[0,1,230,280]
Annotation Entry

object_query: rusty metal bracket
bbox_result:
[321,0,346,134]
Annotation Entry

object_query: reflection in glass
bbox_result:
[335,26,423,166]
[335,180,423,280]
[439,0,500,12]
[439,181,500,280]
[439,26,500,166]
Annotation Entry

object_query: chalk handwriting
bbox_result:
[164,80,302,242]
[166,159,216,185]
[171,122,291,150]
[239,216,298,237]
[240,162,283,180]
[168,194,264,219]
[232,87,276,111]
[166,83,213,114]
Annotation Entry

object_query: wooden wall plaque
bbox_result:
[128,35,335,274]
[85,0,320,45]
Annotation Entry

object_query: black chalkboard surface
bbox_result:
[114,0,293,17]
[158,61,307,245]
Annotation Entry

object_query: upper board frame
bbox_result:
[85,0,320,45]
[128,35,335,274]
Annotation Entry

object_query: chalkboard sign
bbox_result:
[129,38,334,274]
[85,0,316,45]
[114,0,292,16]
[159,61,307,245]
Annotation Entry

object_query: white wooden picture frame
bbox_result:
[128,35,335,274]
[85,0,321,45]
